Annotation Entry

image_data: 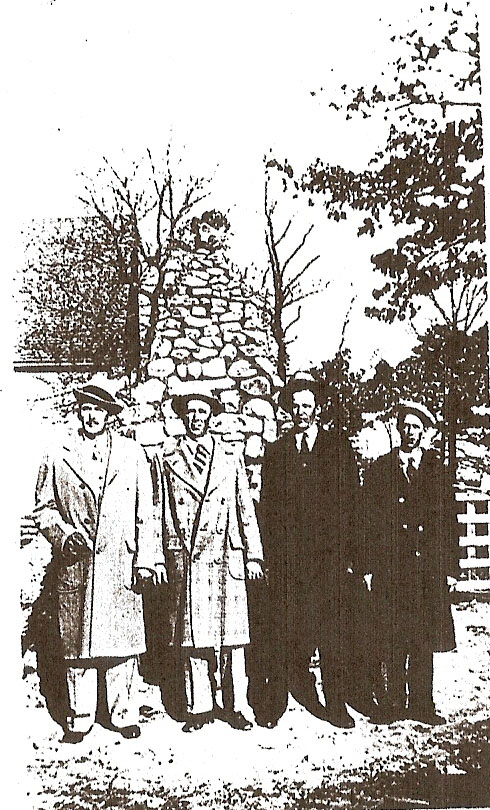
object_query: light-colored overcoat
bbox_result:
[154,438,263,649]
[34,430,164,660]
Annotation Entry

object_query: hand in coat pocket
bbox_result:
[63,531,91,564]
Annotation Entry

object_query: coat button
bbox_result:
[178,498,184,505]
[402,524,408,530]
[83,518,90,525]
[398,496,405,503]
[80,483,86,490]
[418,525,424,532]
[415,550,421,557]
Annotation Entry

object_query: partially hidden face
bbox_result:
[184,400,212,439]
[399,413,424,450]
[291,389,320,432]
[78,403,109,437]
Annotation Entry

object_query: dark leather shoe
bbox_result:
[62,731,87,744]
[182,713,214,733]
[254,714,278,729]
[119,725,141,739]
[223,711,253,730]
[409,710,445,725]
[324,703,355,729]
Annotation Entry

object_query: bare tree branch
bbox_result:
[429,290,451,325]
[284,255,320,297]
[282,224,314,273]
[466,283,488,331]
[283,305,303,336]
[286,285,330,308]
[276,219,292,246]
[339,289,356,353]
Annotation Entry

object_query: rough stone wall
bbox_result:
[136,240,283,497]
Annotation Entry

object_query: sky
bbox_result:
[3,0,489,377]
[1,7,489,800]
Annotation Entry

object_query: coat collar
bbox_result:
[163,435,231,499]
[61,429,121,504]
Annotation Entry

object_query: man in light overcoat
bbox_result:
[152,393,264,732]
[33,385,165,743]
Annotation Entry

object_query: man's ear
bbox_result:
[315,404,321,418]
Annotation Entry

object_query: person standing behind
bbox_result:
[362,400,459,725]
[153,393,264,733]
[251,378,360,728]
[33,385,166,743]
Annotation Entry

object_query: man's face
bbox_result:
[79,403,109,437]
[291,390,319,432]
[399,414,424,451]
[184,400,212,439]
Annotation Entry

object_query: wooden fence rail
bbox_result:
[456,491,490,592]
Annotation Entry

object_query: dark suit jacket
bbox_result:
[362,448,458,654]
[258,426,360,638]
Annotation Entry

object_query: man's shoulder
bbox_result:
[421,448,446,472]
[316,426,354,454]
[263,431,294,459]
[365,448,397,476]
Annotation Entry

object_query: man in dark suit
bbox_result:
[248,377,360,728]
[362,401,459,725]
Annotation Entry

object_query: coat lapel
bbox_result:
[205,440,230,497]
[61,432,99,507]
[104,432,122,491]
[164,437,205,498]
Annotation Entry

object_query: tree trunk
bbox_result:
[125,246,141,381]
[444,333,459,488]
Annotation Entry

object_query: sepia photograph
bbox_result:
[4,0,490,807]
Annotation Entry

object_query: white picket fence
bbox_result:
[456,491,490,592]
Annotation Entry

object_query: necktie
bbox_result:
[406,456,415,482]
[194,443,210,474]
[299,434,309,455]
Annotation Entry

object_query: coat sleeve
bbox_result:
[236,456,264,563]
[339,436,361,571]
[440,462,460,580]
[33,453,77,552]
[134,447,167,575]
[360,458,385,577]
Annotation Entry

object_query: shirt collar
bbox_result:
[398,446,423,470]
[295,422,319,452]
[183,433,214,455]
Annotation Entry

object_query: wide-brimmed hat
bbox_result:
[171,393,224,420]
[398,399,436,428]
[278,377,323,413]
[74,385,123,415]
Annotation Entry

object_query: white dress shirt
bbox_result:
[398,446,423,480]
[294,423,319,453]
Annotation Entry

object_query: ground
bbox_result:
[22,600,490,810]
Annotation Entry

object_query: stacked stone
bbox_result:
[147,247,280,398]
[142,247,281,488]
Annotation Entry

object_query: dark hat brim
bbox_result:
[74,388,123,415]
[171,394,224,420]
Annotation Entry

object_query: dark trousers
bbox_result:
[376,634,434,714]
[246,579,288,724]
